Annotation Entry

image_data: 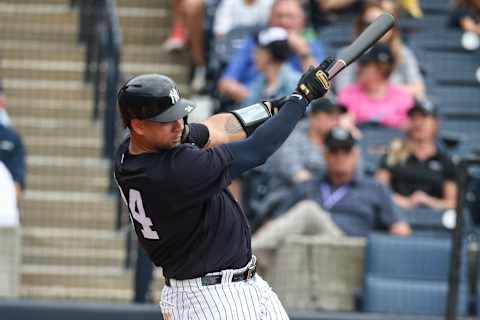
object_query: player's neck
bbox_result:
[129,135,157,155]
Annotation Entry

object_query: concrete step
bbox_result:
[8,98,92,119]
[24,136,102,157]
[2,60,84,81]
[13,116,100,139]
[27,155,110,178]
[20,285,133,303]
[22,227,126,251]
[0,0,165,8]
[2,40,84,62]
[22,246,126,267]
[21,265,133,289]
[3,59,187,83]
[3,79,92,101]
[0,23,77,43]
[21,190,117,228]
[0,3,77,25]
[27,173,109,193]
[21,265,165,295]
[123,44,190,64]
[117,7,168,28]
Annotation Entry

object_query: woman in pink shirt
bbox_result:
[338,44,414,129]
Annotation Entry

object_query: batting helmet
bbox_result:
[117,74,196,126]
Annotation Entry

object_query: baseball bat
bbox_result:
[326,13,395,80]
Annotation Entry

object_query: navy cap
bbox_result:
[309,98,347,114]
[359,43,394,66]
[407,98,437,117]
[325,127,357,150]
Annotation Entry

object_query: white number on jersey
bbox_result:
[128,189,160,240]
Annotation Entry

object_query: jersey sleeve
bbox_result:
[163,144,234,204]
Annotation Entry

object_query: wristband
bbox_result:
[229,102,272,136]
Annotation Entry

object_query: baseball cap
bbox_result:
[256,27,291,62]
[325,127,357,150]
[309,97,347,114]
[407,98,437,118]
[358,43,394,66]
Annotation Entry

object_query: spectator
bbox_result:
[164,0,210,92]
[450,0,480,34]
[213,0,274,38]
[338,43,415,129]
[252,127,411,269]
[376,100,458,210]
[334,1,425,98]
[0,122,26,197]
[242,27,300,105]
[0,161,19,226]
[218,0,326,103]
[269,97,346,188]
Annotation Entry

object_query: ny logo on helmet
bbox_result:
[169,88,180,105]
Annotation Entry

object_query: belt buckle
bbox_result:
[246,264,256,280]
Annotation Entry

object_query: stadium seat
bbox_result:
[317,23,352,50]
[362,233,469,316]
[431,85,480,116]
[417,51,480,86]
[409,30,465,53]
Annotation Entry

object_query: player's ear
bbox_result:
[130,119,145,136]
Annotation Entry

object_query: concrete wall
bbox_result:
[0,227,21,298]
[268,235,366,313]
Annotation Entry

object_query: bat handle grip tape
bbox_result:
[327,59,347,80]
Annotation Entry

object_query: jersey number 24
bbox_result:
[128,189,160,240]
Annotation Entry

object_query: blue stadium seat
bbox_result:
[409,30,464,53]
[416,51,479,86]
[362,233,469,316]
[431,85,480,116]
[364,276,469,316]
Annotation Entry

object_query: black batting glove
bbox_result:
[296,56,335,103]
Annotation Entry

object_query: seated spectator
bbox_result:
[334,1,425,98]
[0,161,19,226]
[375,100,457,210]
[214,0,274,38]
[269,98,346,188]
[218,0,326,103]
[450,0,480,34]
[253,127,411,269]
[0,122,26,197]
[242,27,300,105]
[338,43,415,129]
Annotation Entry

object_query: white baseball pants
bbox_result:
[159,258,289,319]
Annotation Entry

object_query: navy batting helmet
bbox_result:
[117,74,196,127]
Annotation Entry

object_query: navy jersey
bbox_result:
[114,138,252,280]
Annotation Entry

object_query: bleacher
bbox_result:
[1,0,480,319]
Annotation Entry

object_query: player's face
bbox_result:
[270,0,304,32]
[136,118,184,149]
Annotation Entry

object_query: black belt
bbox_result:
[165,264,256,287]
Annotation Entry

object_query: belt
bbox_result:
[165,264,256,287]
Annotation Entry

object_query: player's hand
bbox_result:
[296,56,335,102]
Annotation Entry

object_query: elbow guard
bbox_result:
[182,123,210,148]
[229,102,272,136]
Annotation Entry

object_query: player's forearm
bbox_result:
[202,113,247,148]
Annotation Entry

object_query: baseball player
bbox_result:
[113,57,333,319]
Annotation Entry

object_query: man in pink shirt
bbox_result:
[338,44,414,129]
